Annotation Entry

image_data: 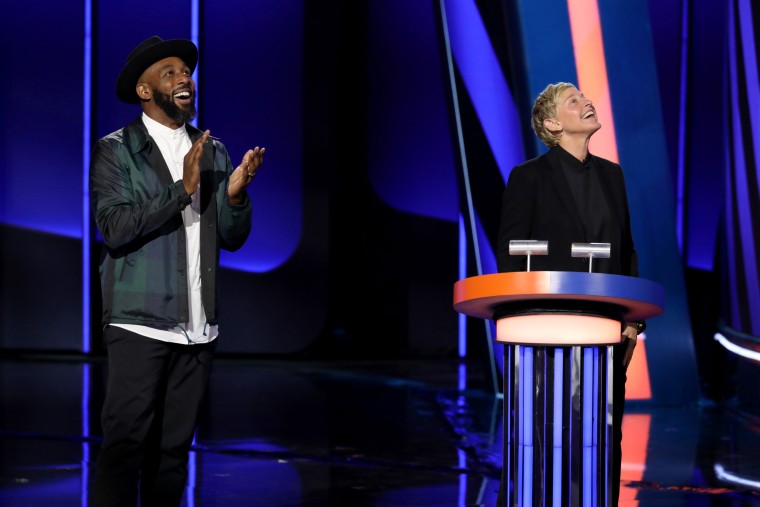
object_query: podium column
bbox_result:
[503,343,613,506]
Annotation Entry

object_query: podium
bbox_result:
[453,271,664,506]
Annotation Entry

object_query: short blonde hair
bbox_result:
[531,82,576,147]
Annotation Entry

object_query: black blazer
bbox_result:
[496,146,638,276]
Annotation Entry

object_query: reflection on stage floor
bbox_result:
[1,353,759,506]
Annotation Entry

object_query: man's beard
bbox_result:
[152,88,197,125]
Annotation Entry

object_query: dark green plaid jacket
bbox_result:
[89,115,251,328]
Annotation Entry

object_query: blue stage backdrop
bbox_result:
[0,0,755,400]
[0,0,460,357]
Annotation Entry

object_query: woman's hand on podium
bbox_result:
[621,322,639,370]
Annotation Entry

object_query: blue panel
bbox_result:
[598,1,700,404]
[203,0,303,273]
[646,0,684,188]
[0,1,84,237]
[94,0,191,140]
[685,0,729,270]
[367,0,458,222]
[515,0,577,156]
[443,0,525,184]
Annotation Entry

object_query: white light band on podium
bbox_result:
[496,314,621,345]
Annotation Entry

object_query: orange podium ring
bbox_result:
[453,271,664,346]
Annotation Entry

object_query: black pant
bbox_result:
[610,341,627,507]
[92,326,216,507]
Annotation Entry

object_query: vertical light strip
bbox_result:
[81,0,93,354]
[438,0,483,275]
[458,359,467,393]
[521,347,534,505]
[191,0,200,45]
[516,346,525,506]
[187,444,196,507]
[80,363,91,507]
[591,348,599,502]
[552,348,563,507]
[724,1,745,330]
[606,347,613,500]
[726,2,742,329]
[458,447,467,506]
[505,346,514,505]
[457,360,469,505]
[566,0,619,163]
[458,216,467,357]
[569,348,576,502]
[439,0,499,394]
[442,0,474,363]
[539,352,546,501]
[188,5,201,502]
[582,348,593,507]
[676,0,690,253]
[191,0,200,128]
[81,4,93,506]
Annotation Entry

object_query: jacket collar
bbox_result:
[122,115,208,154]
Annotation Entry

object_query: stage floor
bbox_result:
[1,352,759,506]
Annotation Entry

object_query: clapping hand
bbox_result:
[228,146,266,205]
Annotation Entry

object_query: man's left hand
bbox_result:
[228,146,266,205]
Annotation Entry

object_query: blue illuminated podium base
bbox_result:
[502,344,613,506]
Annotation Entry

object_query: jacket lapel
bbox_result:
[146,144,174,187]
[126,115,175,187]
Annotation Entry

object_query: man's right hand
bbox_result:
[183,129,210,195]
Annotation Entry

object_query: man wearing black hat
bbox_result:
[89,35,265,506]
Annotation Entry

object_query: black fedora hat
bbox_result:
[116,35,198,104]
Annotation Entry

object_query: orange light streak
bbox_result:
[625,334,652,399]
[620,413,651,505]
[566,0,619,163]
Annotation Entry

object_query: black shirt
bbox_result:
[554,145,614,272]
